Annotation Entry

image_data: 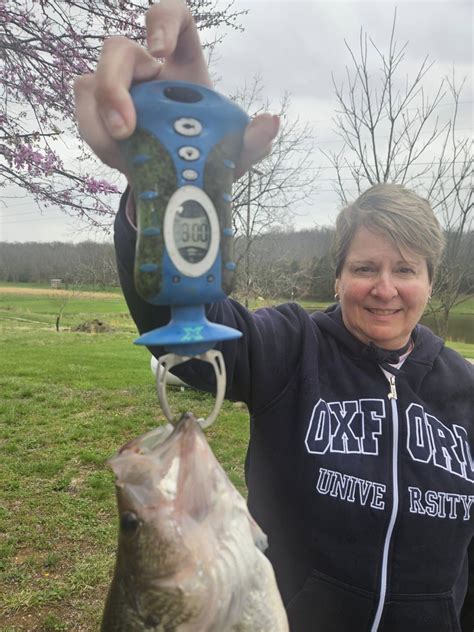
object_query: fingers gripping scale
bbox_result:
[121,81,248,427]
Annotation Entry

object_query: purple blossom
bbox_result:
[83,178,120,195]
[1,0,237,224]
[12,144,60,176]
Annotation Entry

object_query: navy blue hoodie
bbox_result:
[115,196,473,632]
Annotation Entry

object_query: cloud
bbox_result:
[214,0,472,102]
[4,0,472,239]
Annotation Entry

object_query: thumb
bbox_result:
[235,114,280,180]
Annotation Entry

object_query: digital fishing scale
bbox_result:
[121,80,249,427]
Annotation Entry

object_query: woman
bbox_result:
[74,2,473,630]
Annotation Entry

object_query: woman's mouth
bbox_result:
[365,308,402,316]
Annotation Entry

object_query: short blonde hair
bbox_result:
[333,184,445,282]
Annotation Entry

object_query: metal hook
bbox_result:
[156,350,226,429]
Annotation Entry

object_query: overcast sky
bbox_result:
[1,0,472,243]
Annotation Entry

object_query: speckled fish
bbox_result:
[101,412,289,631]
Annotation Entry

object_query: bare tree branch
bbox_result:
[327,10,473,337]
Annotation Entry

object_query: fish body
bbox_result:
[101,413,289,631]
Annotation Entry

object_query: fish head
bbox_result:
[108,413,237,579]
[102,413,287,631]
[110,422,191,580]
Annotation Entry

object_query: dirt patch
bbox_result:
[0,287,120,300]
[72,319,113,333]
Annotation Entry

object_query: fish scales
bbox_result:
[101,412,289,631]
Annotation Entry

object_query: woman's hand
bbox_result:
[74,0,279,178]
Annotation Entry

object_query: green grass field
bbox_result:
[0,285,472,630]
[0,288,250,631]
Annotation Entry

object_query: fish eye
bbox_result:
[120,511,141,536]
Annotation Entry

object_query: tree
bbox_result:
[51,285,77,332]
[236,242,304,302]
[230,226,335,303]
[230,78,319,306]
[305,229,336,301]
[0,241,120,286]
[1,0,246,227]
[323,12,473,336]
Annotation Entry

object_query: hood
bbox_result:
[311,303,445,374]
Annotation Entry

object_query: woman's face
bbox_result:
[335,226,432,350]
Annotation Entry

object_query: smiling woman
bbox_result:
[335,226,431,349]
[334,184,444,350]
[333,184,445,283]
[332,186,438,349]
[114,177,474,632]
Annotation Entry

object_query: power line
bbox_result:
[1,216,74,226]
[308,100,474,124]
[315,160,472,170]
[0,210,65,219]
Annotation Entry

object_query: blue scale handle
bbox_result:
[120,81,249,355]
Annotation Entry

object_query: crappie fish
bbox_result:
[101,412,289,631]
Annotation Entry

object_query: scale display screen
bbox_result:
[173,200,211,263]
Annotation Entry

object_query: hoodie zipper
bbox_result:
[370,374,400,632]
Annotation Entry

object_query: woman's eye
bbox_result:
[354,266,373,273]
[398,267,415,275]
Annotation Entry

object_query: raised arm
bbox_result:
[74,0,301,412]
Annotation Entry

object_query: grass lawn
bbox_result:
[0,286,472,630]
[0,294,249,631]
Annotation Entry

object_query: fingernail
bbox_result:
[105,109,128,136]
[148,28,165,55]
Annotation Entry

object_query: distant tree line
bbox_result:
[233,227,336,302]
[0,228,334,294]
[2,227,472,306]
[235,228,474,307]
[0,241,119,288]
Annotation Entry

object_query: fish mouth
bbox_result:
[111,413,213,521]
[118,413,197,456]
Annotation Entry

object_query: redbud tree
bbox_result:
[0,1,245,227]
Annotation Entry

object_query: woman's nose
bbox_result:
[370,274,398,300]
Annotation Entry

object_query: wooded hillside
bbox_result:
[1,226,472,304]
